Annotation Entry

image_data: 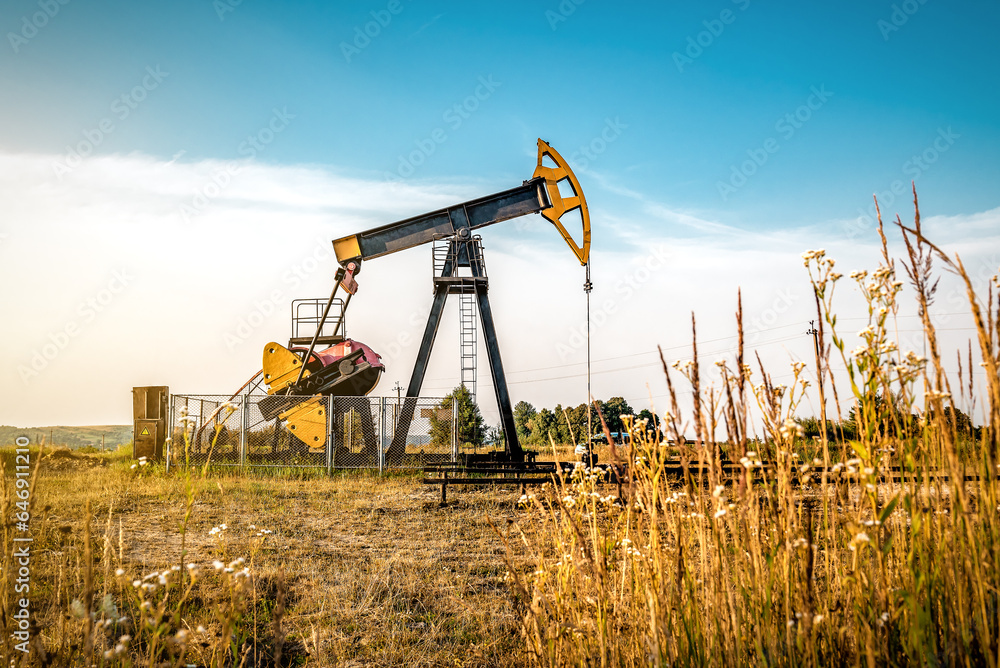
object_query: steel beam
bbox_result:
[333,179,549,264]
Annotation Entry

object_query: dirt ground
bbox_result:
[25,449,536,667]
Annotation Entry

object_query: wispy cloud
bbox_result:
[409,13,445,38]
[1,150,995,427]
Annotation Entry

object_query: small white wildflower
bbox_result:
[115,568,125,576]
[849,532,871,551]
[69,599,86,619]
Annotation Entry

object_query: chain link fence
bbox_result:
[167,394,456,472]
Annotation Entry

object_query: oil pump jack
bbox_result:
[257,139,590,464]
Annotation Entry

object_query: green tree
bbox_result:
[567,403,594,444]
[429,385,485,449]
[484,424,504,448]
[514,401,537,443]
[553,404,571,444]
[600,396,633,435]
[533,408,558,446]
[637,409,660,435]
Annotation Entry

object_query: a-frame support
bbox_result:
[386,234,522,463]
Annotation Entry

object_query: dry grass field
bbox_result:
[2,197,999,667]
[1,451,537,667]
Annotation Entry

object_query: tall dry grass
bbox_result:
[0,443,525,666]
[504,192,999,667]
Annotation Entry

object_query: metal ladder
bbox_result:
[459,293,477,401]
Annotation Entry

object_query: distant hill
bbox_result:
[0,425,133,450]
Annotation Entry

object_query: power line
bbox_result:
[507,333,807,386]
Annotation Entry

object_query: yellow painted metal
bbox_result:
[532,139,591,266]
[332,234,362,264]
[262,341,310,394]
[279,396,327,451]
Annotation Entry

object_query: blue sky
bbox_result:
[1,0,998,426]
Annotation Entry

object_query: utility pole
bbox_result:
[392,381,404,422]
[807,320,820,360]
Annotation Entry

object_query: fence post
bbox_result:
[452,398,458,463]
[327,396,333,475]
[378,396,385,475]
[166,395,174,473]
[239,395,247,468]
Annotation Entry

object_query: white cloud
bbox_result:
[0,150,996,431]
